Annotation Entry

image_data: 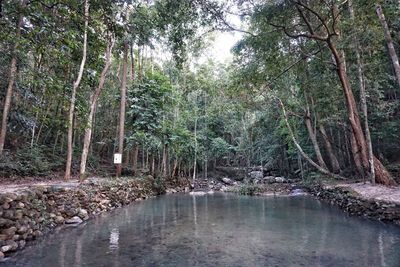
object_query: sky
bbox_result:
[196,12,245,65]
[204,30,243,63]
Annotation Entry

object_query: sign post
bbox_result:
[114,153,122,177]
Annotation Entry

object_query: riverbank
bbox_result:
[0,176,188,260]
[305,182,400,226]
[222,179,400,226]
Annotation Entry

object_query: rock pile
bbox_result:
[0,177,184,259]
[308,185,400,225]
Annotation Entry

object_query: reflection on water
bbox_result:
[2,194,400,267]
[109,228,119,250]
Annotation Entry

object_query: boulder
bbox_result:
[2,227,16,237]
[77,208,89,221]
[55,215,64,224]
[249,171,263,180]
[17,226,28,235]
[0,251,4,260]
[222,177,234,185]
[65,216,83,225]
[274,177,287,183]
[1,245,12,253]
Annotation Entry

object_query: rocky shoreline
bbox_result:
[1,174,400,260]
[306,184,400,226]
[0,176,187,260]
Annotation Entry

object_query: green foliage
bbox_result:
[151,175,166,195]
[237,184,263,196]
[0,146,63,177]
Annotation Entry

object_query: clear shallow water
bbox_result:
[2,194,400,267]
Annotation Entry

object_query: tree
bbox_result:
[376,4,400,89]
[265,1,395,185]
[65,0,89,180]
[116,41,128,177]
[79,34,115,181]
[0,0,27,156]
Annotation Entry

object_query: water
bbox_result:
[3,194,400,267]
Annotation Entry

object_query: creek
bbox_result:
[3,193,400,266]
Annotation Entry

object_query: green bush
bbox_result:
[151,176,166,195]
[0,146,63,177]
[237,184,263,196]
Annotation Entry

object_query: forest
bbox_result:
[1,0,400,186]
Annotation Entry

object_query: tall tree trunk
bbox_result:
[304,105,328,170]
[79,37,114,182]
[319,123,340,173]
[130,44,135,82]
[376,4,400,89]
[171,158,178,178]
[349,0,375,183]
[131,144,139,175]
[150,154,154,176]
[116,42,128,177]
[65,0,89,180]
[327,40,395,185]
[162,144,168,177]
[279,98,345,180]
[0,0,27,156]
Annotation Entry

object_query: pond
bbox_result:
[2,193,400,266]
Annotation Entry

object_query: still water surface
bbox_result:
[2,193,400,267]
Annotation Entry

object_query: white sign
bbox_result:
[113,153,122,164]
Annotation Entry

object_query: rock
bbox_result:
[0,235,8,242]
[100,199,110,205]
[1,245,12,253]
[263,176,276,184]
[184,187,190,193]
[2,210,13,219]
[49,213,56,219]
[65,216,83,225]
[18,240,26,249]
[290,189,308,196]
[2,203,10,210]
[0,219,12,228]
[77,209,89,221]
[222,177,234,185]
[16,202,24,209]
[274,177,287,183]
[249,171,263,180]
[32,230,42,238]
[55,215,64,224]
[2,227,16,237]
[5,240,18,251]
[14,210,23,220]
[0,251,4,260]
[17,226,28,235]
[166,189,177,194]
[1,241,17,253]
